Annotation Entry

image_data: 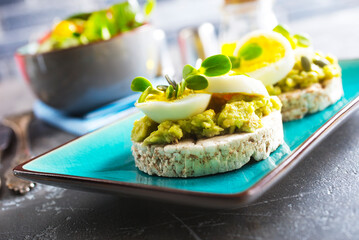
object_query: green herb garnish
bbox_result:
[293,34,311,48]
[182,64,197,79]
[66,12,92,21]
[177,80,187,97]
[238,43,263,61]
[273,24,291,39]
[273,24,311,48]
[138,86,152,103]
[166,85,174,99]
[144,0,156,16]
[131,76,152,92]
[183,55,232,78]
[131,54,232,102]
[229,56,240,69]
[199,54,232,77]
[185,75,208,90]
[131,73,208,102]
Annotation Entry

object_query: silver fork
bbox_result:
[2,112,35,194]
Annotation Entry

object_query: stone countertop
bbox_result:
[1,7,359,240]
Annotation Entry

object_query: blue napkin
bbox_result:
[33,76,168,135]
[33,93,140,136]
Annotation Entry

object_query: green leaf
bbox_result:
[293,34,311,48]
[177,80,186,97]
[185,75,208,90]
[66,12,91,21]
[175,84,180,98]
[110,1,139,32]
[200,54,232,77]
[273,24,296,48]
[138,86,152,103]
[72,32,81,38]
[182,64,197,79]
[82,10,117,42]
[144,0,156,16]
[131,77,152,92]
[273,24,291,38]
[238,43,263,61]
[229,56,240,69]
[166,85,174,99]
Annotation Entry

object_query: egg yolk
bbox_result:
[237,36,286,73]
[221,42,237,56]
[144,89,193,102]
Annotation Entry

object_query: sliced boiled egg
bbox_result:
[233,30,295,86]
[204,74,269,96]
[135,93,211,123]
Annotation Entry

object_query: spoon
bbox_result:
[2,112,35,194]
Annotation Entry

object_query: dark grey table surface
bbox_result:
[1,7,359,240]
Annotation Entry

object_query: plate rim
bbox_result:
[13,66,359,208]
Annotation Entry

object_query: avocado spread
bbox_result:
[266,52,341,95]
[131,95,281,145]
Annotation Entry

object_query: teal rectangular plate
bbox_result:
[15,59,359,208]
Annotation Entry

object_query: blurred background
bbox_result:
[0,0,358,83]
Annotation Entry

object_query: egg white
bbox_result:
[204,74,269,96]
[234,30,295,86]
[135,93,211,123]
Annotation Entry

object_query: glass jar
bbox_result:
[219,0,278,52]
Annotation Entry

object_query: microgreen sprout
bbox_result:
[131,76,152,92]
[185,75,208,90]
[273,24,311,48]
[131,54,233,102]
[177,80,187,98]
[131,73,208,102]
[183,54,232,79]
[273,24,291,39]
[228,56,240,69]
[293,34,311,48]
[238,43,263,61]
[138,86,152,103]
[182,65,197,79]
[144,0,156,17]
[166,85,174,99]
[200,54,232,77]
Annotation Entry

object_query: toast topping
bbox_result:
[131,95,281,145]
[266,52,341,95]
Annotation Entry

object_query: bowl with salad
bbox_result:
[15,0,158,115]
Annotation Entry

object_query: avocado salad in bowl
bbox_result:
[222,24,343,121]
[130,54,284,178]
